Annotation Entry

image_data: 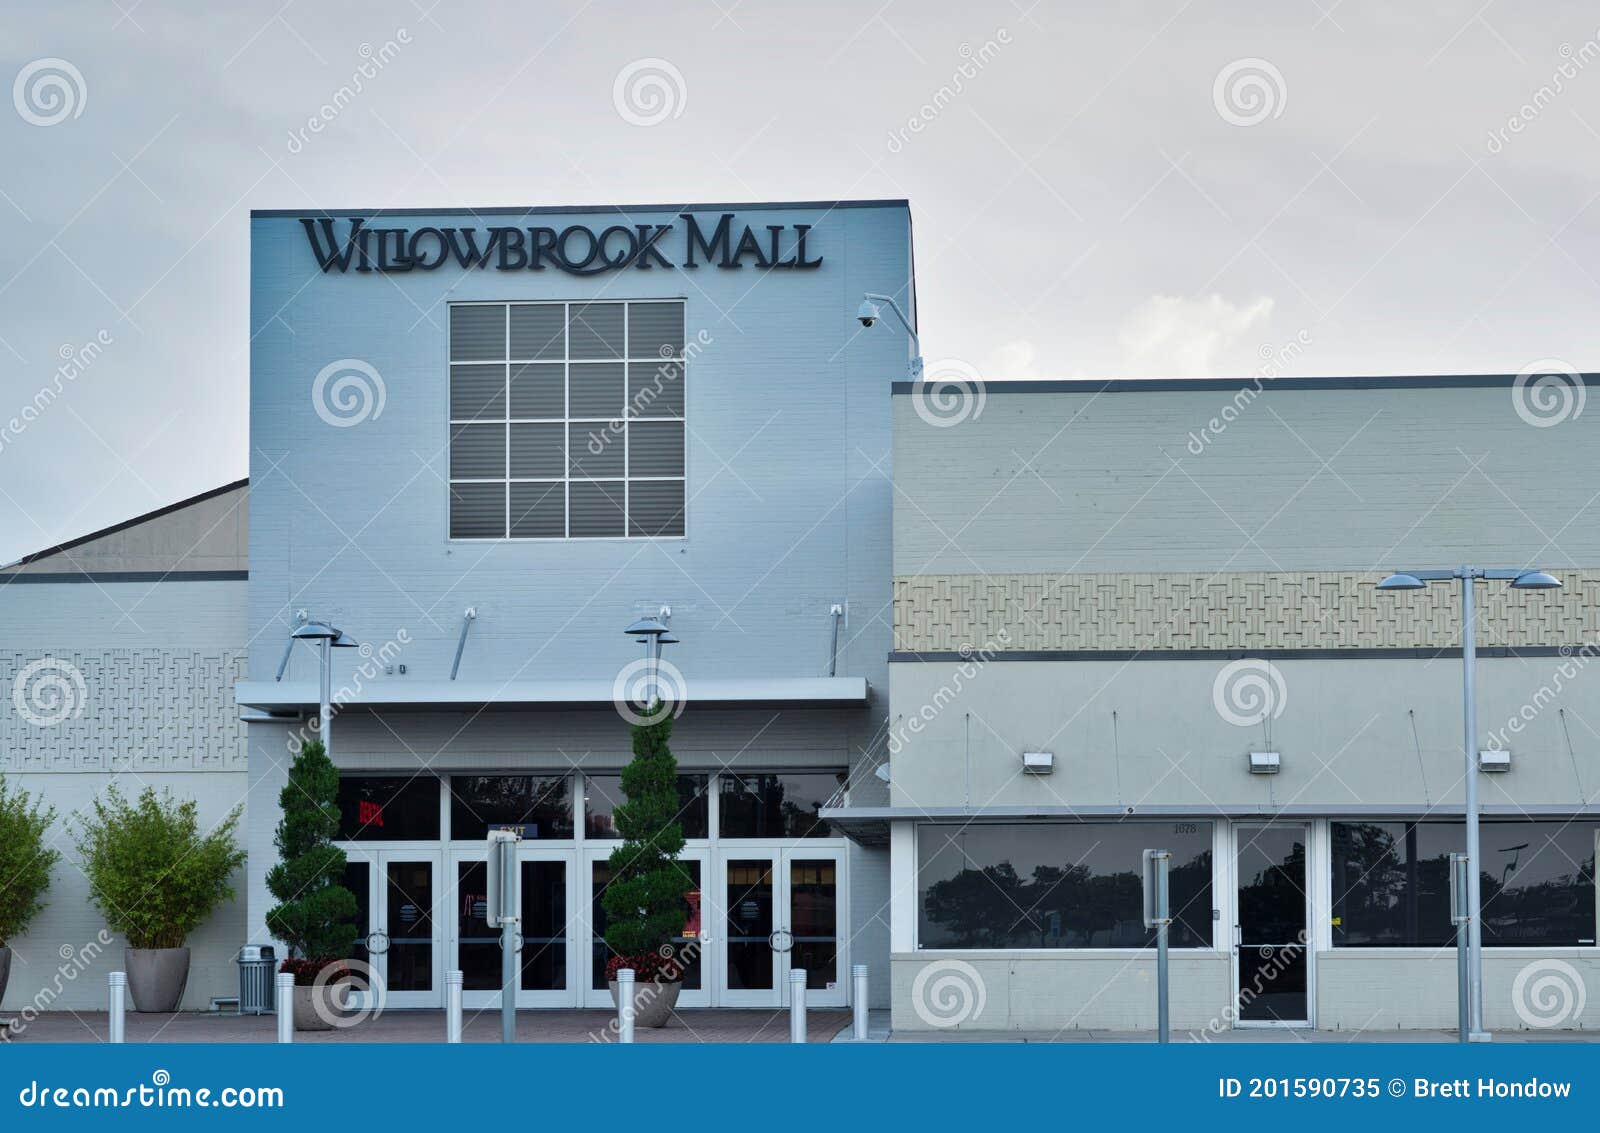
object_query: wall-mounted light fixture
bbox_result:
[1478,749,1510,773]
[1248,751,1281,775]
[1021,751,1054,775]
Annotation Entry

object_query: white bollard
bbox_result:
[617,968,635,1044]
[852,963,869,1041]
[446,970,463,1043]
[108,972,126,1044]
[276,973,295,1044]
[789,969,808,1044]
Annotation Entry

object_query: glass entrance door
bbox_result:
[452,848,578,1008]
[346,849,443,1009]
[715,847,846,1008]
[1233,824,1310,1026]
[582,847,709,1009]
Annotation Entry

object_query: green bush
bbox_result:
[0,775,60,947]
[265,741,358,967]
[73,786,244,950]
[602,705,691,979]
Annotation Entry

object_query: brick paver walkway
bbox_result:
[4,1008,851,1044]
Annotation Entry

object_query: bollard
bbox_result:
[275,973,295,1044]
[617,968,635,1044]
[108,972,126,1044]
[446,970,463,1043]
[852,963,869,1041]
[789,969,808,1044]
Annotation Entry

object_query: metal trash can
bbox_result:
[238,945,277,1016]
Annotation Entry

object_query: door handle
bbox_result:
[366,930,391,956]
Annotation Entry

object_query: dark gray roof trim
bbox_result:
[891,374,1600,394]
[824,804,1600,821]
[892,647,1570,662]
[252,199,909,219]
[5,478,248,568]
[0,570,248,585]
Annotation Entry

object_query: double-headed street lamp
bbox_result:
[624,613,678,711]
[289,620,360,752]
[1376,567,1562,1042]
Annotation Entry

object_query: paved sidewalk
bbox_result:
[3,1008,851,1044]
[888,1027,1600,1043]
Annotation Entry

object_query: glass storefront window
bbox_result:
[583,773,709,839]
[1331,820,1598,947]
[449,775,574,840]
[916,822,1215,949]
[337,776,441,841]
[719,772,844,839]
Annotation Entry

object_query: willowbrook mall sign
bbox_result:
[300,213,823,275]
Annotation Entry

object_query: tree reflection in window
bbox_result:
[917,823,1214,949]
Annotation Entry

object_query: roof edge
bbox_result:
[6,478,248,568]
[251,199,910,219]
[892,374,1600,394]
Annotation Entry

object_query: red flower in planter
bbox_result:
[605,950,687,985]
[279,957,349,987]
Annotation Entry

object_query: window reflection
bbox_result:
[917,823,1215,949]
[1331,820,1598,947]
[584,773,708,839]
[719,772,844,839]
[449,775,574,840]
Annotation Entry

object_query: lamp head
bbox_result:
[291,621,341,641]
[1377,573,1427,591]
[624,616,668,638]
[1511,570,1562,590]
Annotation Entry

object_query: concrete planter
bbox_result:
[124,948,190,1013]
[608,979,682,1028]
[291,983,345,1031]
[0,946,11,1008]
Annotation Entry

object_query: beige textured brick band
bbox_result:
[892,570,1600,653]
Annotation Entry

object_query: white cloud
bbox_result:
[1116,294,1275,377]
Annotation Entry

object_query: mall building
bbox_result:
[4,197,1597,1034]
[823,375,1600,1033]
[238,200,909,1013]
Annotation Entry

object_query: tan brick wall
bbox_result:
[893,570,1600,652]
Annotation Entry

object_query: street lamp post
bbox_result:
[289,621,360,753]
[624,614,677,713]
[1377,567,1562,1043]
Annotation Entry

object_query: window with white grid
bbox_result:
[447,300,686,539]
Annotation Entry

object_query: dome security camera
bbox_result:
[856,298,879,328]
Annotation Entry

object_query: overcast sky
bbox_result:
[2,0,1598,564]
